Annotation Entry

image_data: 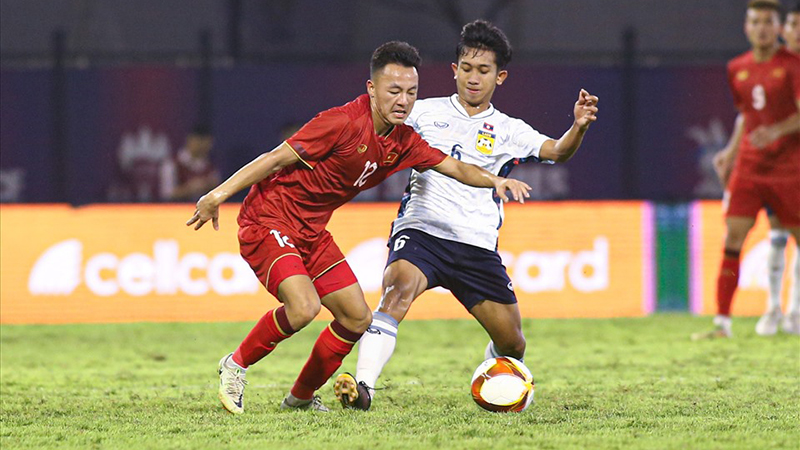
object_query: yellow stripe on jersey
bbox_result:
[283,141,314,170]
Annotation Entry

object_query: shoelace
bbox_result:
[225,373,248,396]
[310,395,327,410]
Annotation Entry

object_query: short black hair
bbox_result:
[456,20,513,70]
[790,0,800,13]
[190,123,212,137]
[748,0,785,18]
[370,41,421,76]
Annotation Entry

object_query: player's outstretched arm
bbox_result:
[539,89,599,163]
[186,142,300,231]
[432,156,531,203]
[713,114,744,187]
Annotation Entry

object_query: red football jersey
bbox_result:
[238,94,447,240]
[727,47,800,180]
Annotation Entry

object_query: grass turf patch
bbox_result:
[1,315,798,449]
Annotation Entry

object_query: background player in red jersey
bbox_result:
[786,2,800,53]
[696,0,800,340]
[712,2,800,336]
[186,41,533,414]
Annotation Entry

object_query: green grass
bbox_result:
[1,315,799,450]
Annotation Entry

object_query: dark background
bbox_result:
[0,0,753,204]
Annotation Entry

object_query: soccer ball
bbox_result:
[470,356,534,412]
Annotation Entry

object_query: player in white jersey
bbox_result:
[334,20,599,410]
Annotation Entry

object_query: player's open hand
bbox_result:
[494,178,532,204]
[574,89,599,130]
[748,125,779,149]
[186,193,220,231]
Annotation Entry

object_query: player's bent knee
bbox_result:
[724,233,747,250]
[338,307,372,334]
[285,298,321,329]
[352,309,373,334]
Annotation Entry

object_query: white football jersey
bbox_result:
[392,94,553,251]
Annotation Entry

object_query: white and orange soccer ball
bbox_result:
[470,357,535,412]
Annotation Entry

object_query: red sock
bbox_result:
[232,306,295,368]
[716,249,740,317]
[290,321,363,400]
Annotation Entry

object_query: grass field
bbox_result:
[1,315,799,450]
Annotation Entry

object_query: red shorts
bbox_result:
[238,220,358,299]
[725,175,800,226]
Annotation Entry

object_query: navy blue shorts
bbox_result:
[386,229,517,310]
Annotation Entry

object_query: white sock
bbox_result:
[224,354,246,373]
[284,393,310,406]
[484,341,524,363]
[356,312,399,394]
[789,246,800,315]
[714,315,732,332]
[484,341,501,360]
[766,230,789,312]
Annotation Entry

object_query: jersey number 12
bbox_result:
[354,161,378,187]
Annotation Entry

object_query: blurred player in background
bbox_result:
[697,0,800,340]
[163,124,220,201]
[712,2,800,336]
[337,20,598,410]
[187,41,532,414]
[785,2,800,53]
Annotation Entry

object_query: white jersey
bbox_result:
[392,94,553,251]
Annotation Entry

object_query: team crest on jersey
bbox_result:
[383,152,399,165]
[476,130,496,155]
[772,67,786,79]
[357,144,368,154]
[736,70,749,81]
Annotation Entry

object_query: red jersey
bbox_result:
[727,47,800,180]
[238,94,447,240]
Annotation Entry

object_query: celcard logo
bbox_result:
[345,235,610,294]
[28,240,259,297]
[499,237,610,293]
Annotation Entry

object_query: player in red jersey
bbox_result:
[186,41,532,414]
[786,2,800,54]
[696,0,800,340]
[712,1,800,336]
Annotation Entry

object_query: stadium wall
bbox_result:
[0,64,736,203]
